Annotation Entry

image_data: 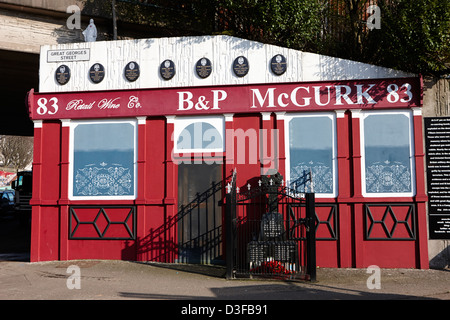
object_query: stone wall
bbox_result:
[423,76,450,117]
[423,76,450,269]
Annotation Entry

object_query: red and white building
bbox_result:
[26,35,429,268]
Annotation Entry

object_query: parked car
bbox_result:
[0,190,15,215]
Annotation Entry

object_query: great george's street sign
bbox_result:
[27,77,421,120]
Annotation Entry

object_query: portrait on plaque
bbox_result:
[124,61,140,82]
[196,57,212,78]
[271,54,287,75]
[89,63,105,84]
[55,65,71,85]
[160,59,175,80]
[233,56,249,77]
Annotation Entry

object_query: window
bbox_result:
[1,192,13,201]
[69,120,137,200]
[173,116,224,153]
[17,176,23,187]
[285,113,337,197]
[360,110,415,196]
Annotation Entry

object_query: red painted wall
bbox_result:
[29,110,429,268]
[30,121,61,262]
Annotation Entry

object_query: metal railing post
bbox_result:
[225,192,234,279]
[305,192,316,282]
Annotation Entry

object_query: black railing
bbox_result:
[177,180,224,264]
[225,170,316,281]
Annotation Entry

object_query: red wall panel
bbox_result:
[29,109,429,269]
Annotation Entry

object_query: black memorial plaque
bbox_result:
[425,117,450,239]
[274,241,297,262]
[196,57,212,78]
[89,63,105,84]
[55,65,71,85]
[260,212,285,241]
[160,59,175,80]
[233,56,249,77]
[248,241,269,264]
[124,61,140,82]
[248,241,297,266]
[271,54,287,76]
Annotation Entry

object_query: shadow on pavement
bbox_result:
[118,281,439,300]
[0,213,30,261]
[121,263,442,300]
[135,261,227,279]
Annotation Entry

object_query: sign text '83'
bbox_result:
[37,97,59,115]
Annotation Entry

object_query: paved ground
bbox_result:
[0,253,449,301]
[0,212,449,315]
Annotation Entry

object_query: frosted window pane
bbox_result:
[289,116,334,193]
[177,122,223,150]
[364,114,412,193]
[73,122,135,197]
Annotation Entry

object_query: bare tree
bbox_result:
[0,135,33,172]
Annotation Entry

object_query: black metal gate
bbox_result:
[177,163,223,264]
[225,170,316,281]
